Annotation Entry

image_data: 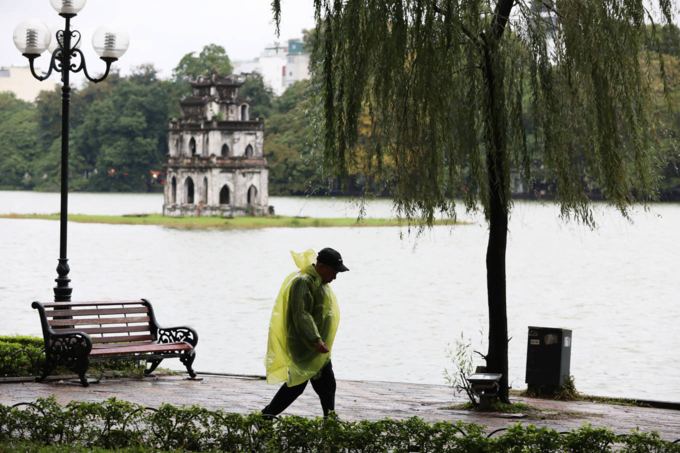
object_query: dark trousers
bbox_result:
[263,361,336,418]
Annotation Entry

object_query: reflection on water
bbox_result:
[0,191,678,402]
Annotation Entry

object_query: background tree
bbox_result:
[271,0,679,401]
[77,65,168,192]
[0,93,37,189]
[172,44,233,81]
[240,74,275,119]
[256,80,327,194]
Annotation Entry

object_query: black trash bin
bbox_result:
[525,326,572,388]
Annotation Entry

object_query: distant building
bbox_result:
[232,39,310,96]
[282,40,310,90]
[0,65,58,102]
[257,45,288,96]
[163,73,270,217]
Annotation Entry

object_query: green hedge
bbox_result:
[0,338,45,377]
[0,336,147,378]
[0,442,156,452]
[0,335,44,348]
[0,397,678,452]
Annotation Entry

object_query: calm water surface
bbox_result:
[1,191,678,402]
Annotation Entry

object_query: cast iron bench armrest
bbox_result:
[44,330,93,359]
[32,301,94,357]
[157,326,199,348]
[142,298,198,348]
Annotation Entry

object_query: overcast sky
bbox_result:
[1,0,316,86]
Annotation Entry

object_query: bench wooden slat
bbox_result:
[44,307,148,318]
[89,343,192,357]
[40,301,145,308]
[49,316,150,327]
[92,341,155,349]
[91,335,154,344]
[54,325,150,335]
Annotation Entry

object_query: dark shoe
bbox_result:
[254,413,278,432]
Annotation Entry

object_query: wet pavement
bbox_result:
[0,372,679,441]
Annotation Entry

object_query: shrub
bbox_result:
[0,398,679,452]
[0,335,150,378]
[0,335,44,349]
[0,341,44,377]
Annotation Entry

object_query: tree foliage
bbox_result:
[0,53,326,194]
[1,31,676,201]
[172,44,233,81]
[263,80,327,195]
[0,65,176,193]
[77,67,169,192]
[0,93,37,189]
[302,0,677,223]
[646,23,680,57]
[240,74,275,119]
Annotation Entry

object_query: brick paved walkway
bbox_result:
[0,373,678,441]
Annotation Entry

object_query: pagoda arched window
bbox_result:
[247,185,258,205]
[220,185,230,205]
[202,177,208,203]
[186,177,195,204]
[221,144,229,157]
[241,104,249,121]
[189,137,197,156]
[245,144,254,158]
[171,177,177,204]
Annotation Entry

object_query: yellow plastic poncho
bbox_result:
[265,249,340,387]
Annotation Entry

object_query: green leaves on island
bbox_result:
[0,93,38,189]
[172,44,233,81]
[0,67,168,193]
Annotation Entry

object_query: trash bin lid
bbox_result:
[466,373,502,385]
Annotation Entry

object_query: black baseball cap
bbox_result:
[316,247,349,272]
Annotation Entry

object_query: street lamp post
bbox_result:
[13,0,129,303]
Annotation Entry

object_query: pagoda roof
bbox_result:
[191,73,244,88]
[180,96,210,105]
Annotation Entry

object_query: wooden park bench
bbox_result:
[32,299,198,387]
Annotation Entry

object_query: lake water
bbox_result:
[1,191,678,403]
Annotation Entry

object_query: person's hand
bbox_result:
[314,341,330,353]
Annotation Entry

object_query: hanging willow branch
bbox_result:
[274,0,677,226]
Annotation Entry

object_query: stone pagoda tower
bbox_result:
[163,74,269,217]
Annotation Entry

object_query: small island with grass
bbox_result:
[0,213,464,230]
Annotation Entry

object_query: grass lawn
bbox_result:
[0,213,464,229]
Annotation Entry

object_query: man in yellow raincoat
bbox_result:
[263,247,348,418]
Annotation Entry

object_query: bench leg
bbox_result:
[74,357,90,387]
[180,352,197,378]
[35,356,56,383]
[145,359,163,375]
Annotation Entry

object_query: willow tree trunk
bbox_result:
[484,153,510,404]
[482,53,511,404]
[481,0,514,405]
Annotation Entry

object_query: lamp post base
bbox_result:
[54,258,72,302]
